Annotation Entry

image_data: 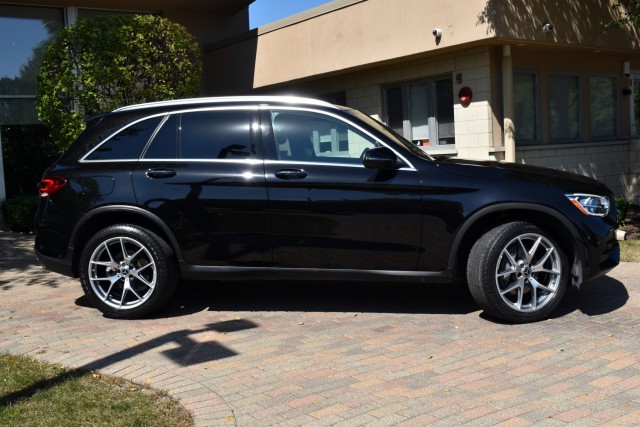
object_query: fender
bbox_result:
[447,202,582,272]
[70,205,184,261]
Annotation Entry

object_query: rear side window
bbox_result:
[84,116,163,161]
[143,110,254,160]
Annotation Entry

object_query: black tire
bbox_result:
[467,221,568,323]
[79,225,178,319]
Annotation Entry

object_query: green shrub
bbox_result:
[1,196,39,232]
[37,14,202,151]
[616,197,631,227]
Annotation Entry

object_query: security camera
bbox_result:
[432,28,442,37]
[542,22,553,34]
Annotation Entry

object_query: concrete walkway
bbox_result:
[2,231,640,426]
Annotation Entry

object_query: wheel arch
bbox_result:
[69,206,182,277]
[449,203,582,282]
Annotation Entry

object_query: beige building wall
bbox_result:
[204,0,640,202]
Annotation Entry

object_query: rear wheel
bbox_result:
[79,225,178,319]
[467,222,568,323]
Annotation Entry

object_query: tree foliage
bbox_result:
[602,1,640,30]
[36,14,202,150]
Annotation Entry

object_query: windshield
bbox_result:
[343,108,433,160]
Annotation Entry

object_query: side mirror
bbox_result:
[362,146,401,169]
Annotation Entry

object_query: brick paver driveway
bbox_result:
[2,231,640,426]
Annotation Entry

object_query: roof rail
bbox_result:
[114,96,338,112]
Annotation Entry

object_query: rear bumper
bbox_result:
[35,246,77,278]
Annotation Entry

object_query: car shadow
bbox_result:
[151,273,629,322]
[155,279,479,318]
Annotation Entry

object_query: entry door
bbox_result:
[262,108,422,271]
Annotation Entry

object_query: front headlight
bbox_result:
[565,193,610,217]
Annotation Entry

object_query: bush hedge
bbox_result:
[1,196,39,232]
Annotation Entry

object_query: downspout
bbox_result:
[502,45,516,162]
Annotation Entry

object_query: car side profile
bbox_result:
[35,96,619,323]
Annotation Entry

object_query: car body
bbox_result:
[35,96,620,322]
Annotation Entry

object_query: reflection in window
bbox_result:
[179,111,252,160]
[549,74,580,141]
[271,111,376,163]
[86,116,163,160]
[514,72,538,144]
[589,75,617,139]
[0,5,64,125]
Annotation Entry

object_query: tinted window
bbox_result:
[143,115,178,159]
[85,116,163,161]
[180,110,252,159]
[271,110,376,164]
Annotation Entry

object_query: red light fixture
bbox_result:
[458,87,472,106]
[39,176,67,198]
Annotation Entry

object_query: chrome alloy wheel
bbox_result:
[494,233,562,313]
[88,236,157,310]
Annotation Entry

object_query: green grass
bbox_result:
[0,354,193,427]
[620,240,640,263]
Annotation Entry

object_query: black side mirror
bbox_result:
[362,146,401,169]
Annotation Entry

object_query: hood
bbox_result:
[434,158,612,195]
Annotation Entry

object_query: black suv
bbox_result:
[35,96,619,323]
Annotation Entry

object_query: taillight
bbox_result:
[39,176,67,198]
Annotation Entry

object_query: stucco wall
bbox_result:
[518,142,637,202]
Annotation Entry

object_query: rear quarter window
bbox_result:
[84,116,164,161]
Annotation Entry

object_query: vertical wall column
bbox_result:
[0,133,6,226]
[502,45,515,163]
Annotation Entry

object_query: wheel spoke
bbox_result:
[530,276,556,294]
[532,247,555,270]
[132,271,154,289]
[526,236,542,264]
[500,277,524,296]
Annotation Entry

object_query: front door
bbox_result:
[262,108,422,271]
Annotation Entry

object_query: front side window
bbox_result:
[514,71,538,144]
[270,110,377,164]
[589,75,618,139]
[549,74,580,141]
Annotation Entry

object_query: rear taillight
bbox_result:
[39,176,67,198]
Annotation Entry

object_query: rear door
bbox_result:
[131,107,271,266]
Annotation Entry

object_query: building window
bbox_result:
[0,5,64,123]
[513,71,538,144]
[548,73,581,142]
[1,5,64,198]
[589,75,618,139]
[383,76,455,147]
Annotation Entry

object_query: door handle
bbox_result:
[275,169,308,180]
[146,168,177,179]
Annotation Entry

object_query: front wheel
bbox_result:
[79,225,178,319]
[467,222,568,323]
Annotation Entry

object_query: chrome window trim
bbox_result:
[80,106,260,163]
[264,106,417,170]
